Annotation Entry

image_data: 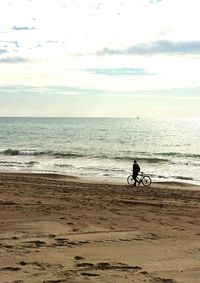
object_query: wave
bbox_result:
[0,149,45,156]
[114,156,168,163]
[52,152,84,158]
[0,149,84,158]
[0,160,38,167]
[1,148,199,166]
[172,176,194,181]
[155,152,200,158]
[54,164,73,168]
[2,149,20,156]
[0,148,169,164]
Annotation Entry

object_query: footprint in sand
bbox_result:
[74,256,85,260]
[81,272,100,277]
[48,234,56,238]
[23,240,46,248]
[19,261,28,266]
[43,280,66,283]
[0,266,21,271]
[76,262,94,267]
[140,270,176,283]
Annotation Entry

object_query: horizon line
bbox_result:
[0,116,199,119]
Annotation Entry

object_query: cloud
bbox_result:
[1,41,19,48]
[45,41,59,43]
[149,0,163,3]
[0,56,27,63]
[85,68,155,76]
[0,49,7,55]
[97,40,200,56]
[12,26,36,31]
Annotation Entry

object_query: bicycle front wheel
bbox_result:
[127,175,134,185]
[127,175,140,186]
[141,176,152,187]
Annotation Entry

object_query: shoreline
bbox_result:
[0,172,200,282]
[0,170,200,189]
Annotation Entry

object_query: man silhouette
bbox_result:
[132,160,140,186]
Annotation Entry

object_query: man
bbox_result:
[132,160,140,186]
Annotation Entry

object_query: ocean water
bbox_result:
[0,117,200,184]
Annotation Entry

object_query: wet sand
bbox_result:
[0,173,200,283]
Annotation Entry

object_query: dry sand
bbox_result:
[0,173,200,283]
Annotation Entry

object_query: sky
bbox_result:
[0,0,200,117]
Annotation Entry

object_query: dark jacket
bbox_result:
[132,163,140,177]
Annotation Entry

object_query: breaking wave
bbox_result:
[0,160,37,167]
[1,149,200,167]
[0,148,170,164]
[155,152,200,158]
[114,156,169,163]
[0,149,84,158]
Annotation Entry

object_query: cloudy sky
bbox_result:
[0,0,200,117]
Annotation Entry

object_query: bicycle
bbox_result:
[127,172,152,187]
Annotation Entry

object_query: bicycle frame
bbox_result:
[135,173,143,185]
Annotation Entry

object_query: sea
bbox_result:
[0,117,200,185]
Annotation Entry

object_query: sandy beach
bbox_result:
[0,173,200,283]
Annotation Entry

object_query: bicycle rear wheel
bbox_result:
[141,176,152,187]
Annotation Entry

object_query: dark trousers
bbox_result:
[132,174,138,186]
